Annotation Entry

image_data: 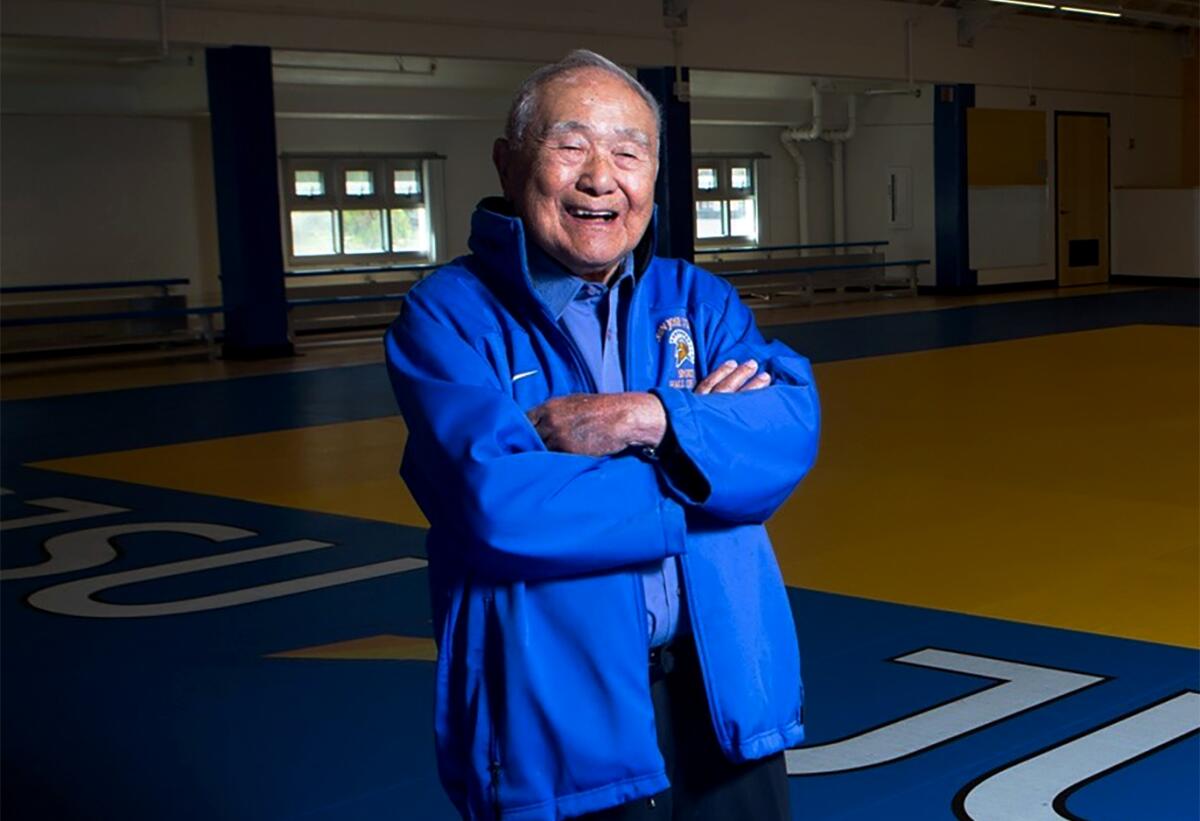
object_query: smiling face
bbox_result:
[495,68,659,282]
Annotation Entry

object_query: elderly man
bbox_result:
[385,50,820,821]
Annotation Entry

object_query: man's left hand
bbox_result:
[528,393,666,456]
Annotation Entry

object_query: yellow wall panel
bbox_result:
[968,108,1047,186]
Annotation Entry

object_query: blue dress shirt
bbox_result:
[526,242,685,649]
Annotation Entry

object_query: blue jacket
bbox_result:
[384,200,820,820]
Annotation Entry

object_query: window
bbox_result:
[281,156,438,267]
[293,170,325,197]
[344,169,375,197]
[393,169,421,195]
[693,158,761,246]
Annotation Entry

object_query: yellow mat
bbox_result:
[770,324,1198,649]
[35,416,429,528]
[35,325,1199,648]
[268,634,437,662]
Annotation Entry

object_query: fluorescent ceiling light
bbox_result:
[987,0,1057,8]
[1060,5,1123,16]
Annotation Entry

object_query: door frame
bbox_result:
[1053,110,1112,286]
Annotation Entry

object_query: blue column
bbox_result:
[205,45,293,359]
[637,67,694,262]
[933,83,976,290]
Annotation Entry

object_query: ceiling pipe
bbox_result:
[779,81,823,252]
[117,0,170,65]
[780,85,864,253]
[782,80,823,142]
[821,96,857,252]
[822,94,857,143]
[778,134,812,251]
[865,19,922,97]
[906,18,915,88]
[863,87,922,97]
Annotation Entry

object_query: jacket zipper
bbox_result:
[676,555,731,751]
[536,270,646,396]
[632,573,651,660]
[560,331,598,393]
[484,590,503,819]
[488,758,502,820]
[621,276,643,392]
[530,298,597,394]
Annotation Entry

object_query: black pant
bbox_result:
[576,637,792,820]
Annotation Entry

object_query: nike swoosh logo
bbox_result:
[512,370,539,383]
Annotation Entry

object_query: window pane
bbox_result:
[345,169,374,196]
[291,210,336,256]
[729,198,757,239]
[730,165,752,190]
[393,169,421,196]
[390,207,430,254]
[294,170,324,197]
[695,200,727,239]
[696,167,719,191]
[342,209,385,254]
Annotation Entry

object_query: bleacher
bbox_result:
[698,241,926,306]
[0,244,927,357]
[283,264,434,335]
[0,279,219,356]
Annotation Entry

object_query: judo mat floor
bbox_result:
[2,285,1197,820]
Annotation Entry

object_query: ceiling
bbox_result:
[883,0,1199,32]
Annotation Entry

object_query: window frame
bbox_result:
[281,154,440,270]
[692,156,763,249]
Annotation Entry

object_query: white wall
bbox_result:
[0,44,218,301]
[845,90,937,284]
[974,85,1184,194]
[0,47,514,304]
[0,0,1191,300]
[1113,189,1200,279]
[692,88,933,285]
[0,113,221,304]
[973,84,1185,285]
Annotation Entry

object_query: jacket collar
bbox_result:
[525,243,635,320]
[467,197,658,318]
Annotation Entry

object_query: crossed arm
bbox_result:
[387,282,819,580]
[527,359,771,456]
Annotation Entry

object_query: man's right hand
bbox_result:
[694,360,772,395]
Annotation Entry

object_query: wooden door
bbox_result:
[1055,113,1110,286]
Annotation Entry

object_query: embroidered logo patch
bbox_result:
[656,316,696,389]
[668,328,694,368]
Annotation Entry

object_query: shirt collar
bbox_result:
[525,240,634,320]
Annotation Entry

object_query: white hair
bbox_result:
[505,49,662,149]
